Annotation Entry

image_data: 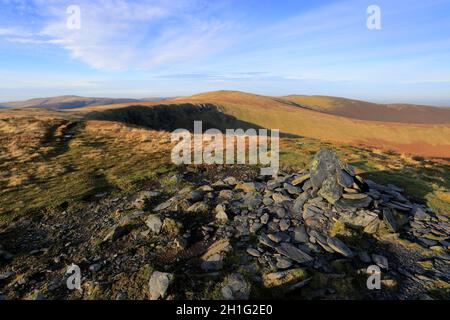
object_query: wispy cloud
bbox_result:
[2,0,238,70]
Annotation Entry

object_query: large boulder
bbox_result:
[310,149,369,206]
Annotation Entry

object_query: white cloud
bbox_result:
[0,27,32,37]
[2,0,237,71]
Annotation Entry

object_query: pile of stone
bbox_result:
[2,148,447,300]
[145,148,449,299]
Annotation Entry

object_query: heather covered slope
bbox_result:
[283,95,450,124]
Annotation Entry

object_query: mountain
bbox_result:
[282,95,450,124]
[0,95,168,110]
[81,90,450,158]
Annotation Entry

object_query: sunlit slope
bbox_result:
[77,90,450,157]
[283,95,450,124]
[176,91,450,157]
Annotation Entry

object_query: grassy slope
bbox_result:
[283,95,450,124]
[1,106,449,221]
[173,91,450,158]
[0,110,177,220]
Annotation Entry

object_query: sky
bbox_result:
[0,0,450,105]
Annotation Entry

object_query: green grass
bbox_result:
[1,116,449,224]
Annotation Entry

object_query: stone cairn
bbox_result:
[139,149,449,299]
[149,148,448,271]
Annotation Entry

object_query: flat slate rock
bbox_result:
[327,236,354,258]
[383,208,398,232]
[275,243,313,264]
[335,197,372,209]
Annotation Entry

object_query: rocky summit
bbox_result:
[0,149,449,300]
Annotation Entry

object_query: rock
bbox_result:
[268,233,283,243]
[293,192,310,212]
[199,185,214,192]
[276,243,313,264]
[267,180,281,190]
[342,193,369,200]
[413,207,430,221]
[276,257,293,269]
[327,237,354,258]
[250,222,263,233]
[89,263,102,273]
[148,271,174,300]
[202,239,231,261]
[221,273,251,300]
[310,149,342,189]
[372,254,389,270]
[215,204,228,223]
[119,210,144,226]
[293,226,309,243]
[260,213,270,224]
[274,207,286,218]
[154,199,173,211]
[235,182,257,193]
[258,234,277,249]
[284,183,301,195]
[187,189,204,202]
[302,180,313,191]
[335,197,372,209]
[279,219,290,231]
[318,176,343,204]
[224,176,238,186]
[272,193,291,203]
[218,190,234,200]
[263,197,274,206]
[34,292,46,300]
[364,219,380,234]
[386,201,412,212]
[0,272,15,281]
[337,171,354,188]
[303,204,323,220]
[292,174,310,186]
[201,253,224,271]
[246,248,261,257]
[418,238,437,247]
[146,215,163,234]
[187,202,209,213]
[383,208,398,232]
[262,268,308,288]
[242,193,262,209]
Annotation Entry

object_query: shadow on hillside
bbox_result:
[358,166,450,208]
[85,103,299,138]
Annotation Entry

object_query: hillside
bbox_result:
[283,95,450,124]
[0,96,168,110]
[1,106,449,300]
[168,91,450,158]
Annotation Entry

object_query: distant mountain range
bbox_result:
[2,92,448,124]
[0,95,170,110]
[2,90,450,157]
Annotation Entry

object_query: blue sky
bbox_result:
[1,0,450,105]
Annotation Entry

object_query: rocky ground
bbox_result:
[0,149,449,300]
